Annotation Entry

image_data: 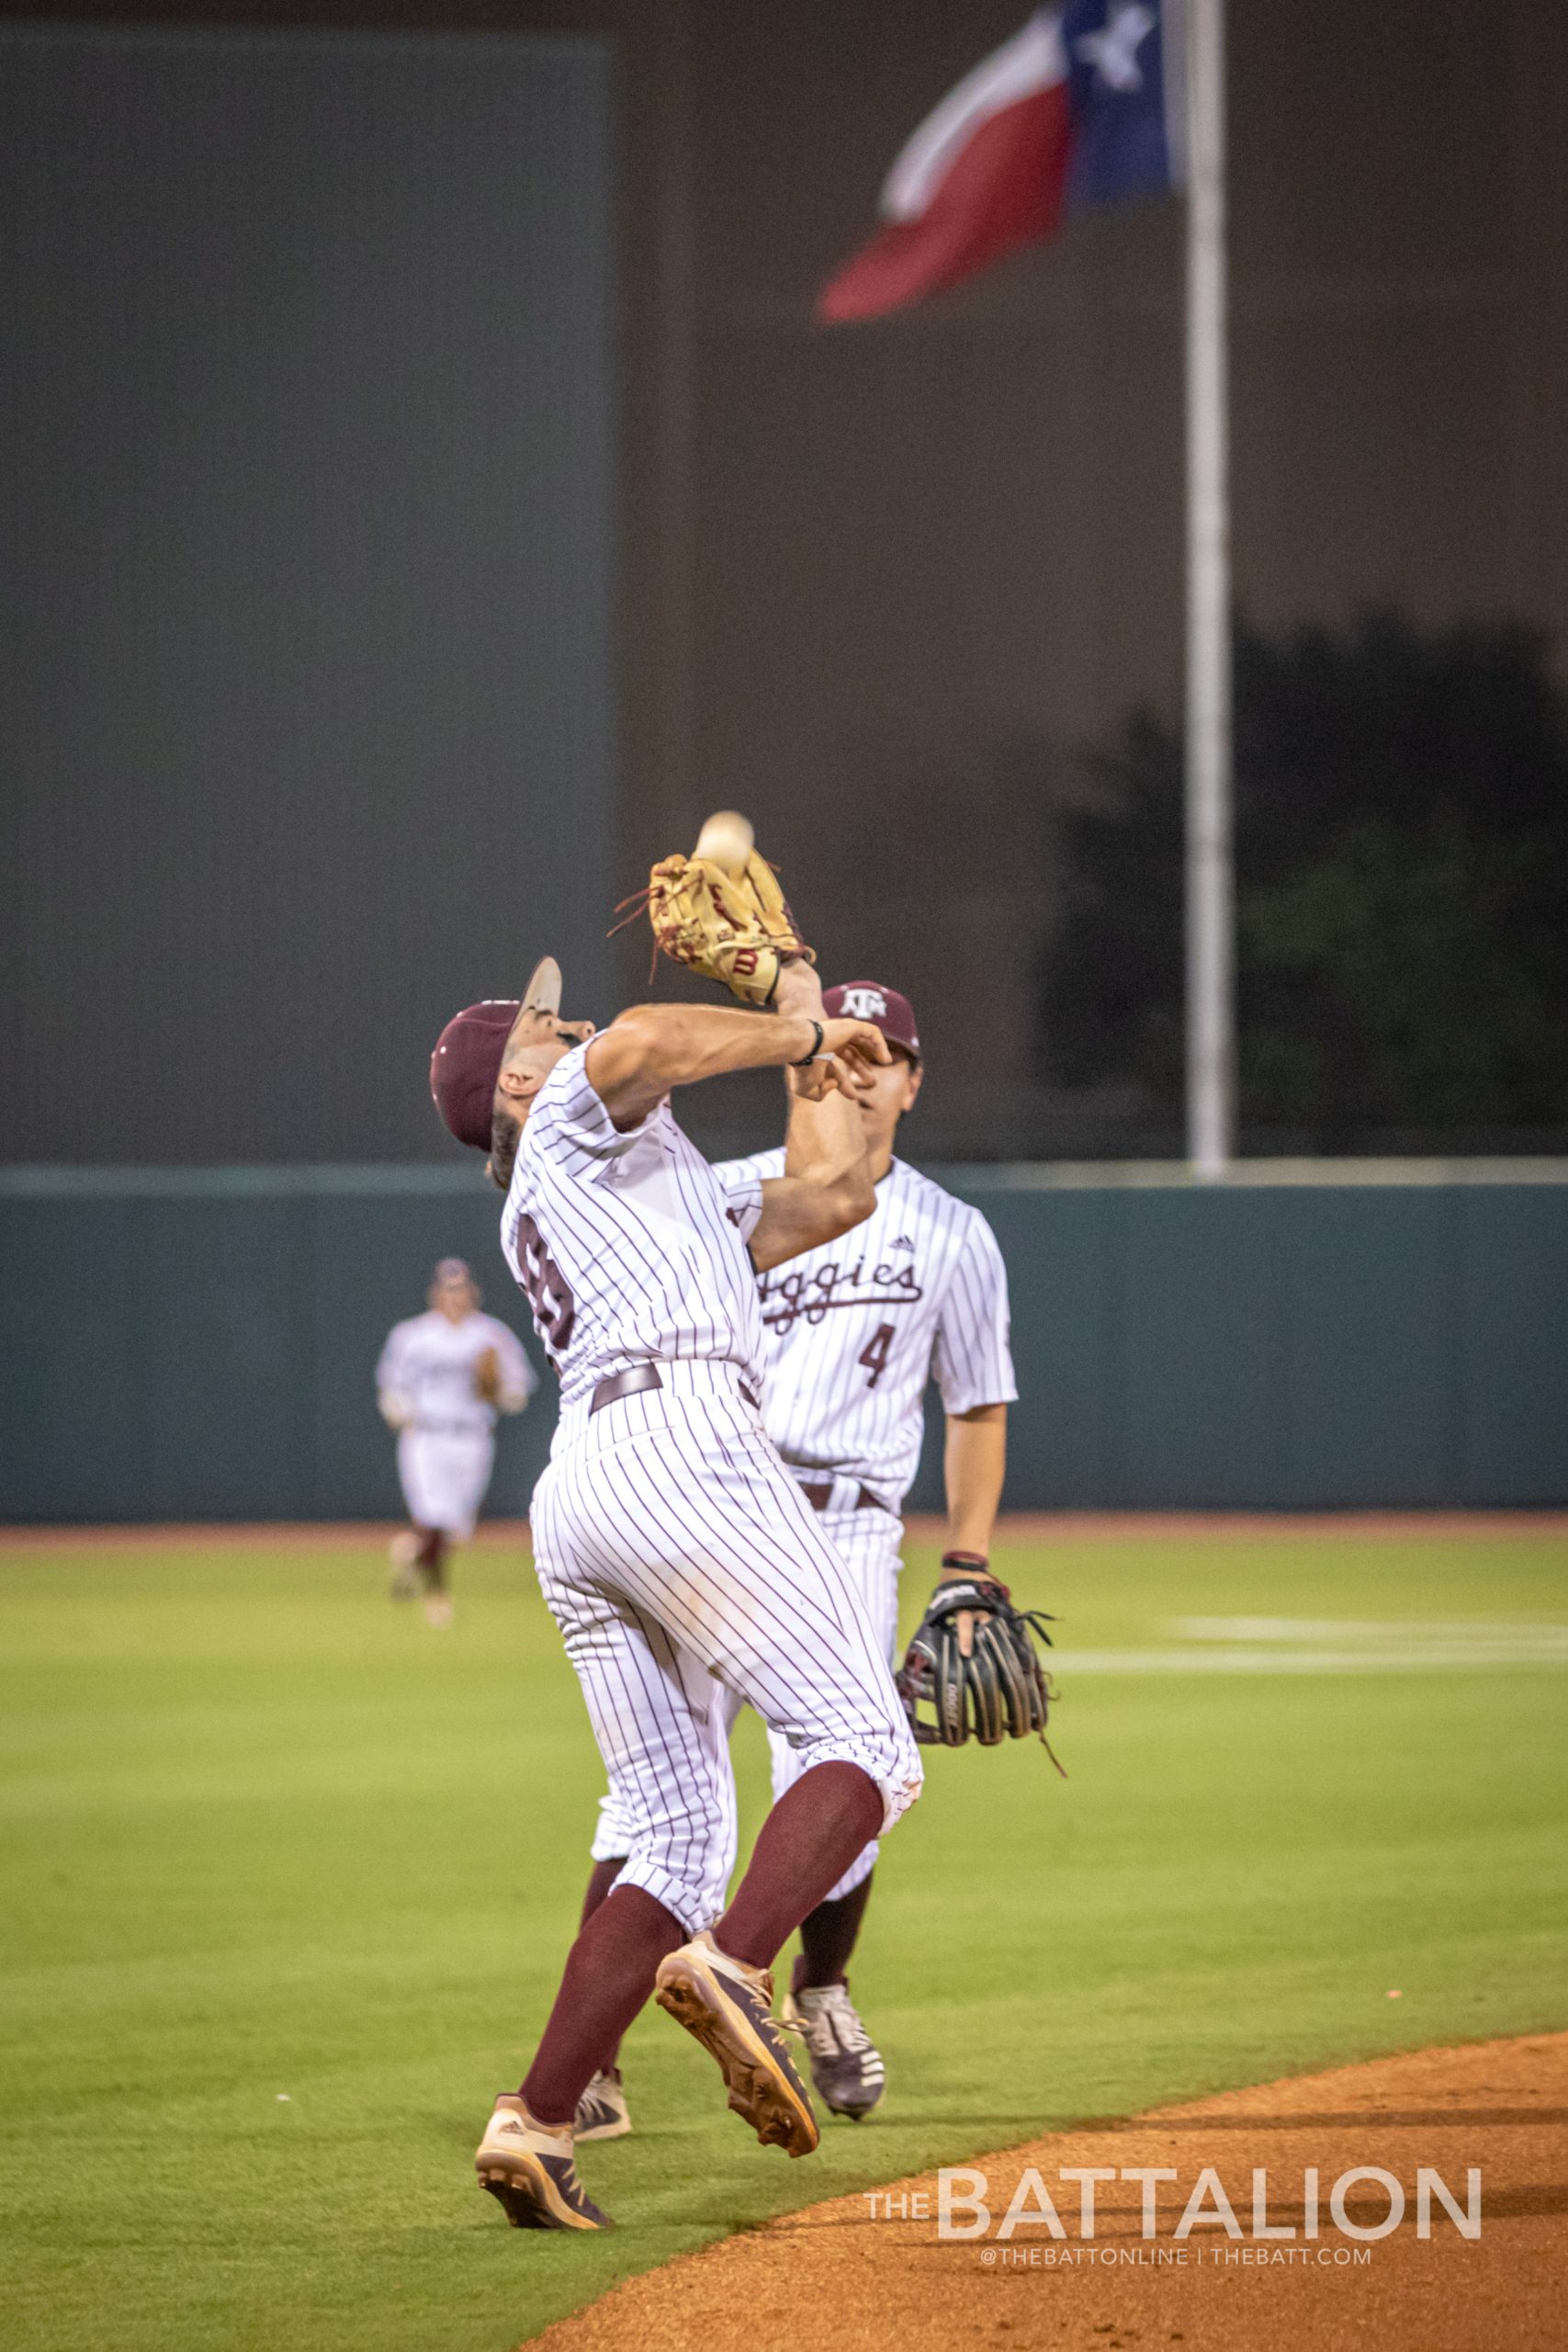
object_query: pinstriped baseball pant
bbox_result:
[763,1501,904,1903]
[533,1361,921,1936]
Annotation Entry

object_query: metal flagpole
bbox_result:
[1183,0,1234,1179]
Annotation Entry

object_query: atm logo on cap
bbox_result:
[840,987,888,1021]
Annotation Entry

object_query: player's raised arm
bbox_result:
[584,999,889,1133]
[745,963,878,1270]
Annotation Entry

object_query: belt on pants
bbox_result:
[590,1362,761,1416]
[799,1477,889,1516]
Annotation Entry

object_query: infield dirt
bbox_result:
[528,2033,1566,2352]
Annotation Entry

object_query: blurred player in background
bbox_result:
[575,981,1014,2141]
[376,1257,536,1625]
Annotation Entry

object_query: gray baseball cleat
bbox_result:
[572,2066,631,2143]
[654,1931,819,2156]
[781,1983,886,2118]
[473,2094,613,2230]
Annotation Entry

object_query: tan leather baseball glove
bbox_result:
[639,846,814,1008]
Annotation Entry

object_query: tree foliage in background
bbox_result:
[1040,615,1568,1138]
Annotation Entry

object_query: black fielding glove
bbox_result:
[895,1554,1059,1755]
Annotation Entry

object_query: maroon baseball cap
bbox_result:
[430,958,564,1150]
[430,1001,521,1149]
[823,980,920,1063]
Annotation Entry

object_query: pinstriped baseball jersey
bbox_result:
[501,1044,766,1410]
[714,1152,1016,1507]
[375,1311,535,1433]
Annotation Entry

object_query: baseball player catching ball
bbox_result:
[429,924,923,2230]
[571,978,1015,2139]
[376,1258,536,1626]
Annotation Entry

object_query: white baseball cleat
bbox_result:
[572,2066,631,2142]
[423,1592,455,1629]
[782,1983,886,2118]
[473,2094,612,2231]
[654,1931,819,2157]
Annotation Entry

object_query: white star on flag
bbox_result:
[1075,3,1156,93]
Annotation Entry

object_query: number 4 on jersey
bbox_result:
[858,1321,895,1390]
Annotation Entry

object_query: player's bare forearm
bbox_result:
[750,1118,874,1268]
[751,984,875,1269]
[588,1001,888,1130]
[782,1062,867,1188]
[750,1164,874,1271]
[587,1002,817,1125]
[773,958,825,1023]
[943,1404,1008,1560]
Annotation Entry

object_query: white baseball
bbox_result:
[693,810,754,876]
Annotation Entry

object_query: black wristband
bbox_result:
[790,1018,824,1067]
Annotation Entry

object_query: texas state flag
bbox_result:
[818,2,1186,323]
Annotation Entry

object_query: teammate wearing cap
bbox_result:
[376,1257,536,1627]
[428,955,923,2231]
[571,979,1014,2142]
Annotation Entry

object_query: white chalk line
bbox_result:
[1058,1618,1568,1674]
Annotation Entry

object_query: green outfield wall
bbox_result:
[2,1166,1563,1521]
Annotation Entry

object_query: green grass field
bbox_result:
[2,1524,1565,2352]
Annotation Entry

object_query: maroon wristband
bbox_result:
[940,1549,990,1574]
